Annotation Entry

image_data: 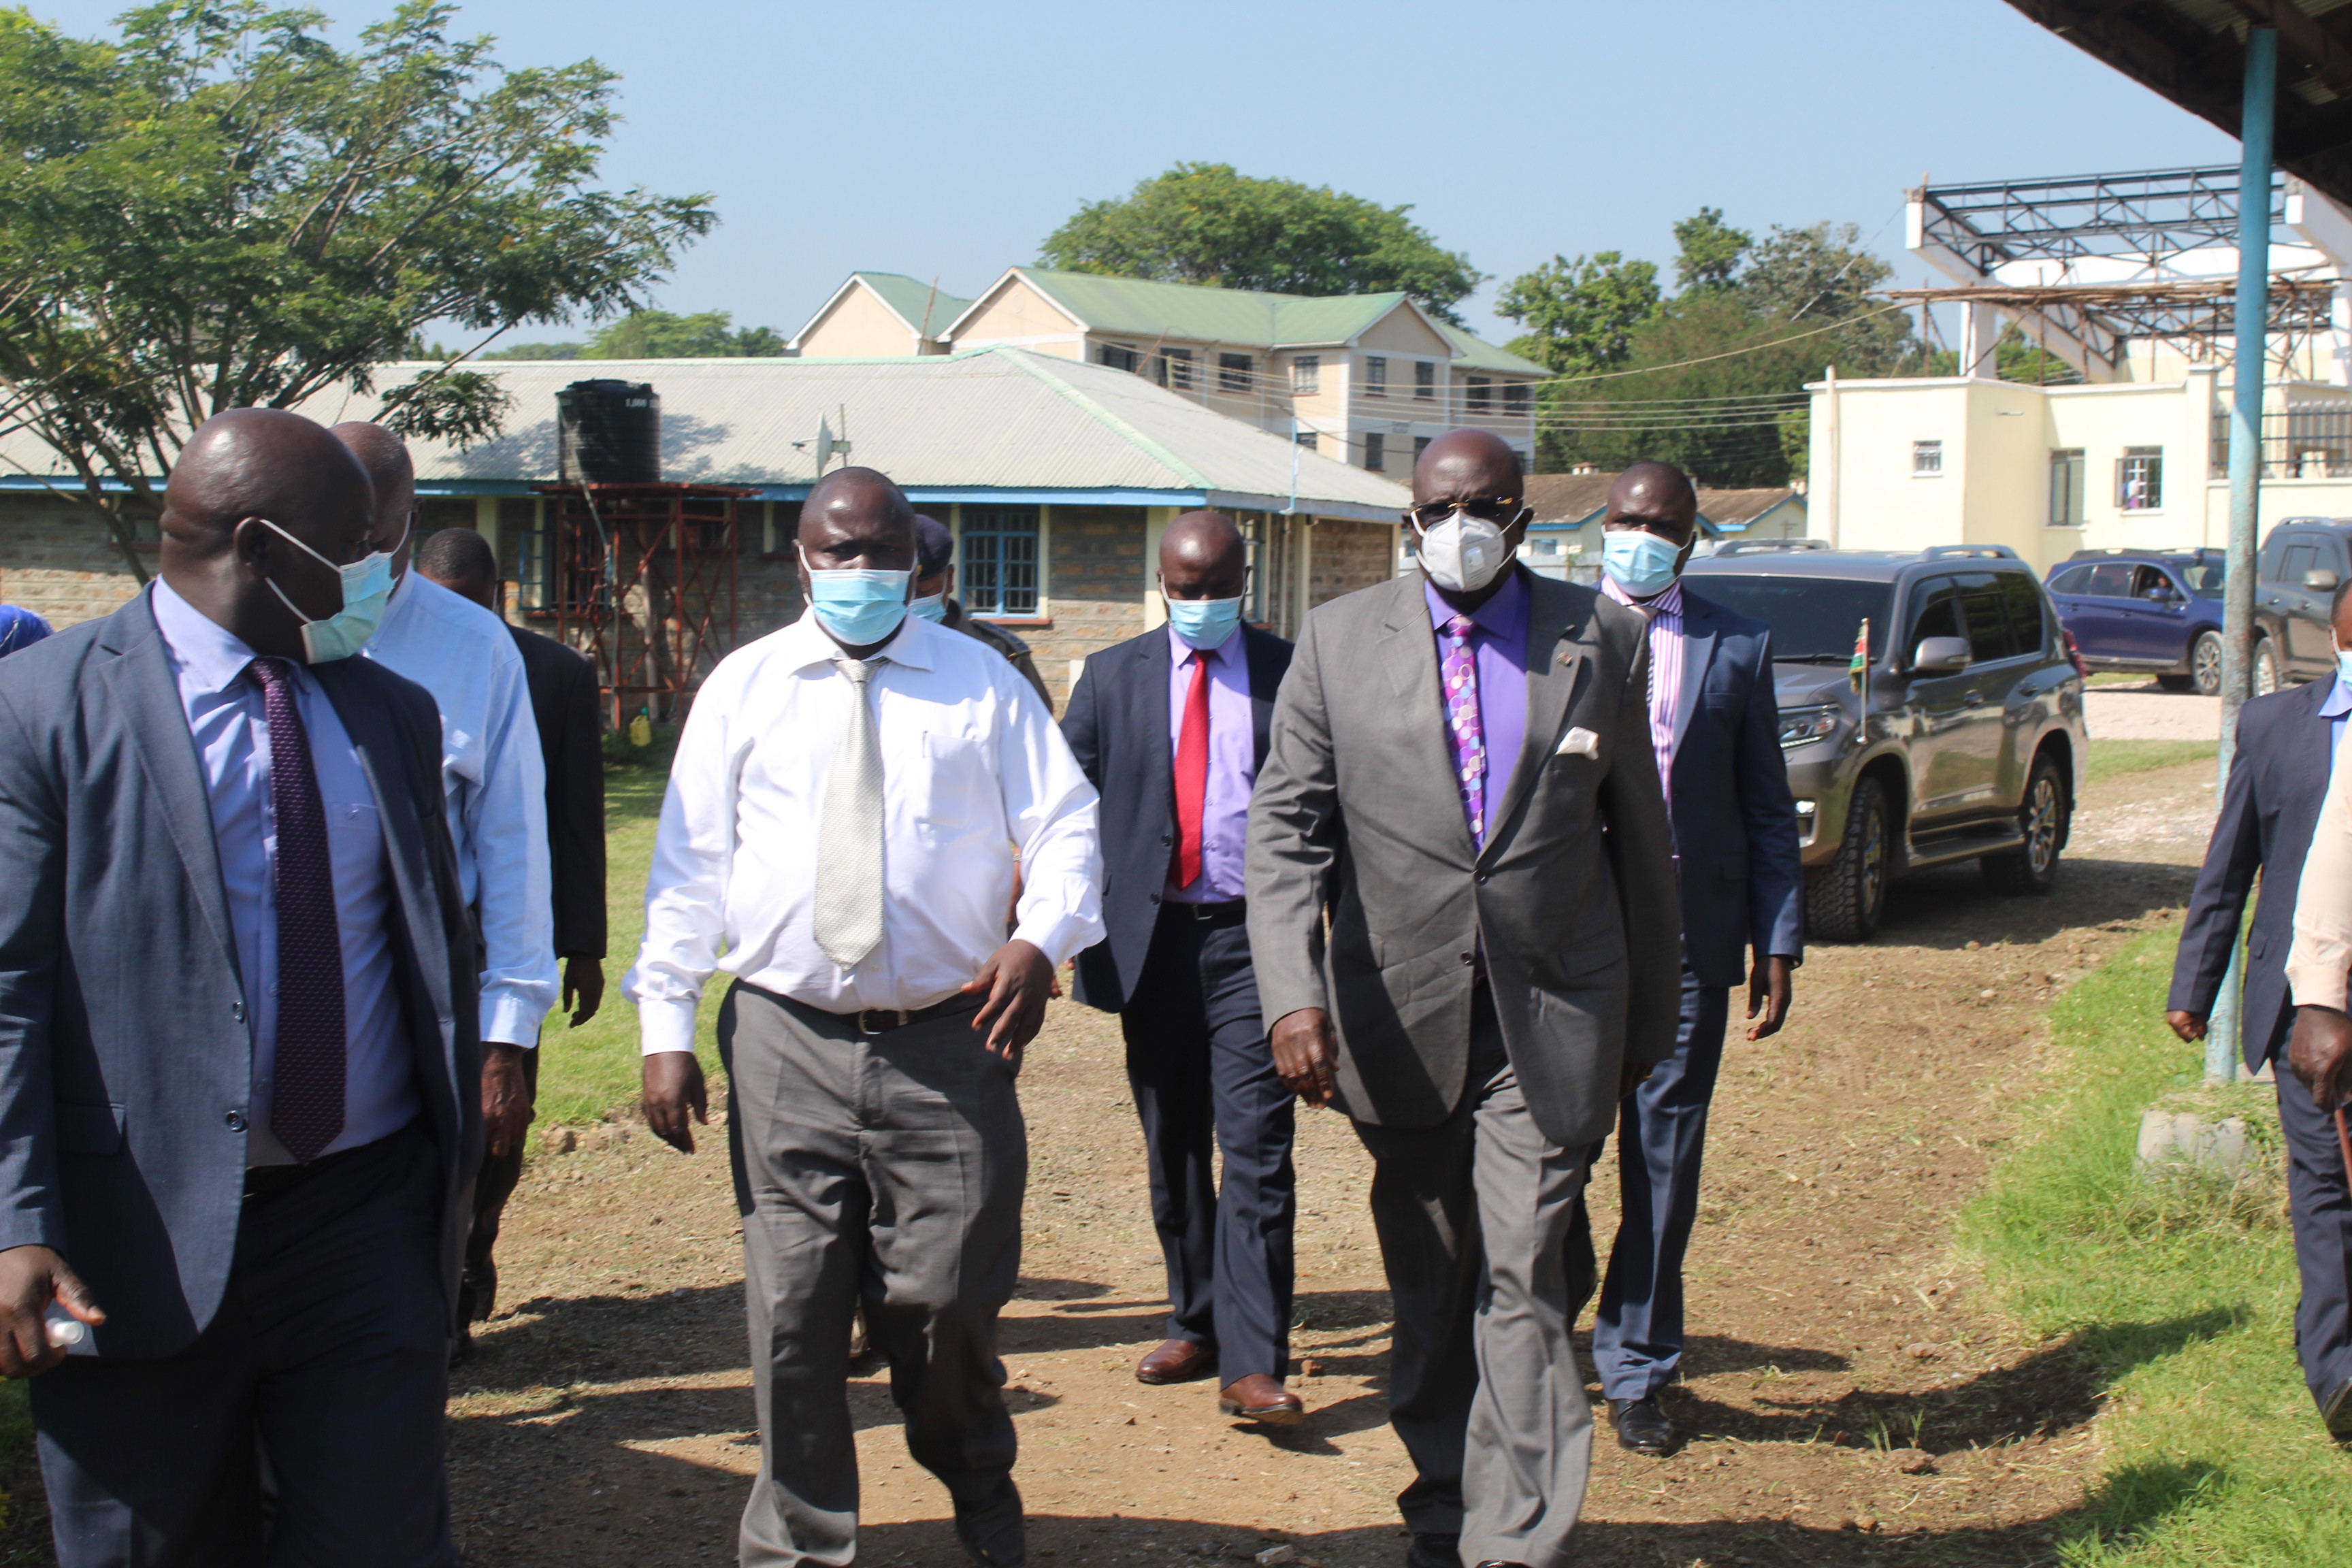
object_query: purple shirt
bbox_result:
[1164,624,1254,902]
[1424,570,1529,841]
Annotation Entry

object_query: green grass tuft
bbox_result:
[1961,924,2352,1565]
[2083,740,2219,787]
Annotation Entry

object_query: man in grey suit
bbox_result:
[1247,429,1682,1568]
[0,409,482,1566]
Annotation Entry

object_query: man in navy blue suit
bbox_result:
[2170,583,2352,1436]
[1590,463,1803,1457]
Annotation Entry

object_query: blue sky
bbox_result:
[31,0,2246,347]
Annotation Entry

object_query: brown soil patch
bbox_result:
[1,762,2222,1567]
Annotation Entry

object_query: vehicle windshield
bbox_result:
[1684,574,1894,663]
[2174,557,2224,598]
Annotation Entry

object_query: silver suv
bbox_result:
[1681,542,2090,941]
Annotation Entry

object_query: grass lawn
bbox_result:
[1961,922,2351,1564]
[531,763,726,1129]
[2083,739,2219,787]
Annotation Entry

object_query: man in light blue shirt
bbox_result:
[334,423,555,1334]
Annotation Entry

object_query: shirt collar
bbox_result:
[779,606,936,674]
[2325,676,2352,719]
[1423,566,1531,638]
[150,577,276,696]
[1601,574,1686,619]
[1166,622,1243,666]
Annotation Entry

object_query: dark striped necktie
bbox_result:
[248,657,346,1162]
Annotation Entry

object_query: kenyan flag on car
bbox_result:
[1849,619,1869,690]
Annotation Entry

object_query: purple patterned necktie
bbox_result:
[249,657,346,1162]
[1440,615,1487,843]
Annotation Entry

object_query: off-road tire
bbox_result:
[1805,775,1891,943]
[2254,637,2282,697]
[1981,751,2068,895]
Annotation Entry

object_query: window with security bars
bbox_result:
[1365,357,1388,397]
[1503,383,1529,414]
[1364,433,1386,471]
[959,507,1040,615]
[1292,356,1321,395]
[1219,353,1252,391]
[1414,361,1435,400]
[1153,348,1195,390]
[1097,342,1139,374]
[2116,446,2162,510]
[1467,377,1492,414]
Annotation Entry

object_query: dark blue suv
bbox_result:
[2043,548,2229,695]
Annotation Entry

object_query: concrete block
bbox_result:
[2136,1107,2250,1177]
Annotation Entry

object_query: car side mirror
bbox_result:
[1910,636,1972,676]
[2305,568,2340,591]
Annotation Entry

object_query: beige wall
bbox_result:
[951,278,1087,356]
[0,494,148,629]
[796,284,921,359]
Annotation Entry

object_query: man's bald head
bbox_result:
[416,527,500,612]
[1602,460,1699,546]
[158,408,379,661]
[331,421,419,570]
[802,467,916,561]
[163,409,374,553]
[1410,428,1524,508]
[1160,510,1247,601]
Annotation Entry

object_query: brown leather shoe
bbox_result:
[1218,1373,1305,1425]
[1135,1338,1216,1384]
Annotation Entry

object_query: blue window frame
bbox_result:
[960,507,1041,615]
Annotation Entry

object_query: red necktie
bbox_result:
[1171,651,1211,889]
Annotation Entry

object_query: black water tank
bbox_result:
[557,380,661,484]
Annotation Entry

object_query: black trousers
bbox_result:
[459,1045,539,1324]
[1120,901,1296,1384]
[33,1124,454,1568]
[2272,1015,2352,1409]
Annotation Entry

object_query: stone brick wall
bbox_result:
[1309,518,1398,609]
[0,495,150,630]
[1024,505,1147,708]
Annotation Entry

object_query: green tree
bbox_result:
[1494,252,1661,376]
[1039,161,1484,325]
[581,310,784,357]
[1672,206,1751,292]
[0,1,714,580]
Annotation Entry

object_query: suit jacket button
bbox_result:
[1160,833,1173,847]
[1475,870,1490,883]
[1460,951,1475,966]
[225,1109,248,1132]
[231,1000,246,1023]
[1149,894,1162,904]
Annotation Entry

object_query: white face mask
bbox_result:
[1415,509,1510,594]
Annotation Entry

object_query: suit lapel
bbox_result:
[1380,578,1479,864]
[1243,625,1283,772]
[1671,595,1718,755]
[97,595,241,983]
[1484,578,1585,858]
[1138,627,1175,822]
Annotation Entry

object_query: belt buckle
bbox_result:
[859,1008,909,1035]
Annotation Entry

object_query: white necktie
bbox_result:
[814,658,885,968]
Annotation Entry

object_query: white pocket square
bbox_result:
[1556,726,1601,758]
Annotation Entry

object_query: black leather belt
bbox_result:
[1164,898,1247,921]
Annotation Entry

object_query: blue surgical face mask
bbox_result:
[908,591,948,623]
[259,517,399,663]
[1164,593,1243,651]
[800,547,913,647]
[2337,648,2352,689]
[1602,529,1684,598]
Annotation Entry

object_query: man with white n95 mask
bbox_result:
[626,467,1102,1568]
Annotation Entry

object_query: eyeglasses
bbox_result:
[1407,496,1522,529]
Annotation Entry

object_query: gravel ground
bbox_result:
[2082,689,2223,742]
[0,761,2226,1568]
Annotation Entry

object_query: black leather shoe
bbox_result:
[952,1478,1025,1566]
[2325,1375,2352,1441]
[1405,1532,1459,1568]
[1473,1562,1533,1567]
[1608,1395,1677,1456]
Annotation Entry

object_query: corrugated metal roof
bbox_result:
[1436,323,1552,378]
[32,346,1411,521]
[854,272,974,338]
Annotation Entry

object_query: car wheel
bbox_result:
[1804,775,1890,943]
[1982,752,2068,896]
[2254,638,2281,697]
[2189,630,2223,696]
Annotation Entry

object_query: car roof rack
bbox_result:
[1920,544,2021,560]
[1712,538,1830,556]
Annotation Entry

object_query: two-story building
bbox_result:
[790,266,1548,476]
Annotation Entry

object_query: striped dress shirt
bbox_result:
[1601,572,1685,794]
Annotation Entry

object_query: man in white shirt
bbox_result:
[630,468,1102,1568]
[331,424,557,1330]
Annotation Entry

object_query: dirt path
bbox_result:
[0,760,2227,1567]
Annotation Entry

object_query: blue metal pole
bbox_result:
[2209,25,2277,1085]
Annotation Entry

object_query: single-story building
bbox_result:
[0,346,1410,710]
[1515,470,1810,579]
